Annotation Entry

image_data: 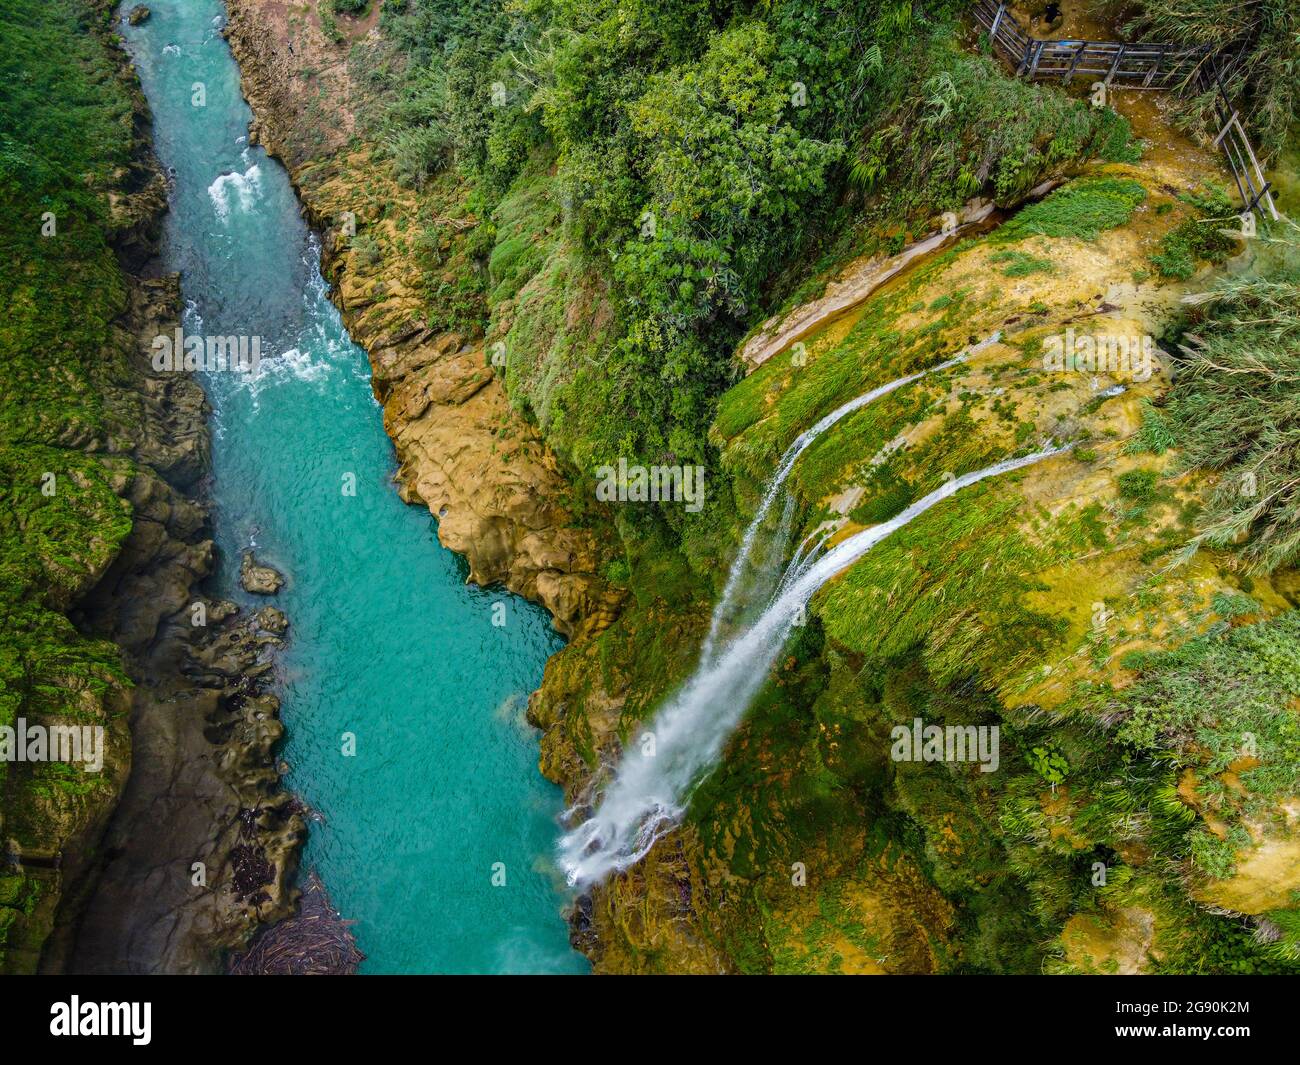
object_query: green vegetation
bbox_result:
[342,0,1300,977]
[990,249,1054,277]
[1117,468,1160,503]
[674,202,1300,971]
[993,177,1147,243]
[1114,0,1300,157]
[678,580,1300,973]
[5,0,1297,979]
[846,40,1138,217]
[715,244,980,477]
[818,485,1065,688]
[347,0,1139,498]
[1110,613,1300,791]
[1028,746,1069,786]
[1125,398,1177,456]
[0,0,141,971]
[1163,229,1300,571]
[1149,190,1240,279]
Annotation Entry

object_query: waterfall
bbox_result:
[699,333,999,664]
[559,443,1063,886]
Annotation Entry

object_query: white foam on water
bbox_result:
[207,164,262,222]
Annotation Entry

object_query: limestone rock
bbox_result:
[1061,908,1159,975]
[240,552,284,595]
[1194,802,1300,915]
[255,606,289,636]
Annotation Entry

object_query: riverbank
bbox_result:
[115,0,585,973]
[0,0,301,973]
[223,3,622,642]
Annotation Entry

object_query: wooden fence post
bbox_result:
[990,3,1006,44]
[1143,45,1165,87]
[1063,40,1088,83]
[1027,39,1044,79]
[1104,45,1125,86]
[1015,38,1032,76]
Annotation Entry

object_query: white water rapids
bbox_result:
[559,342,1058,887]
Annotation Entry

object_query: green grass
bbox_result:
[816,483,1064,688]
[339,0,1299,978]
[1116,468,1159,502]
[1149,191,1240,279]
[1162,234,1300,571]
[993,177,1147,244]
[990,249,1054,277]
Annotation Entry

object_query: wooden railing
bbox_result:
[1189,62,1279,219]
[971,0,1279,220]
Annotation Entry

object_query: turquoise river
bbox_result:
[119,0,588,974]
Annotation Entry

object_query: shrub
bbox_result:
[387,124,451,189]
[1150,192,1239,279]
[1166,228,1300,571]
[1117,468,1159,502]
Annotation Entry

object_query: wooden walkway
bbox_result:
[972,0,1279,220]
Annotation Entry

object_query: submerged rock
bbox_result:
[127,5,150,25]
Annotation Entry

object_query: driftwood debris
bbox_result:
[229,871,365,975]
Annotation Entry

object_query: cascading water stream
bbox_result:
[699,333,1000,664]
[559,443,1064,886]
